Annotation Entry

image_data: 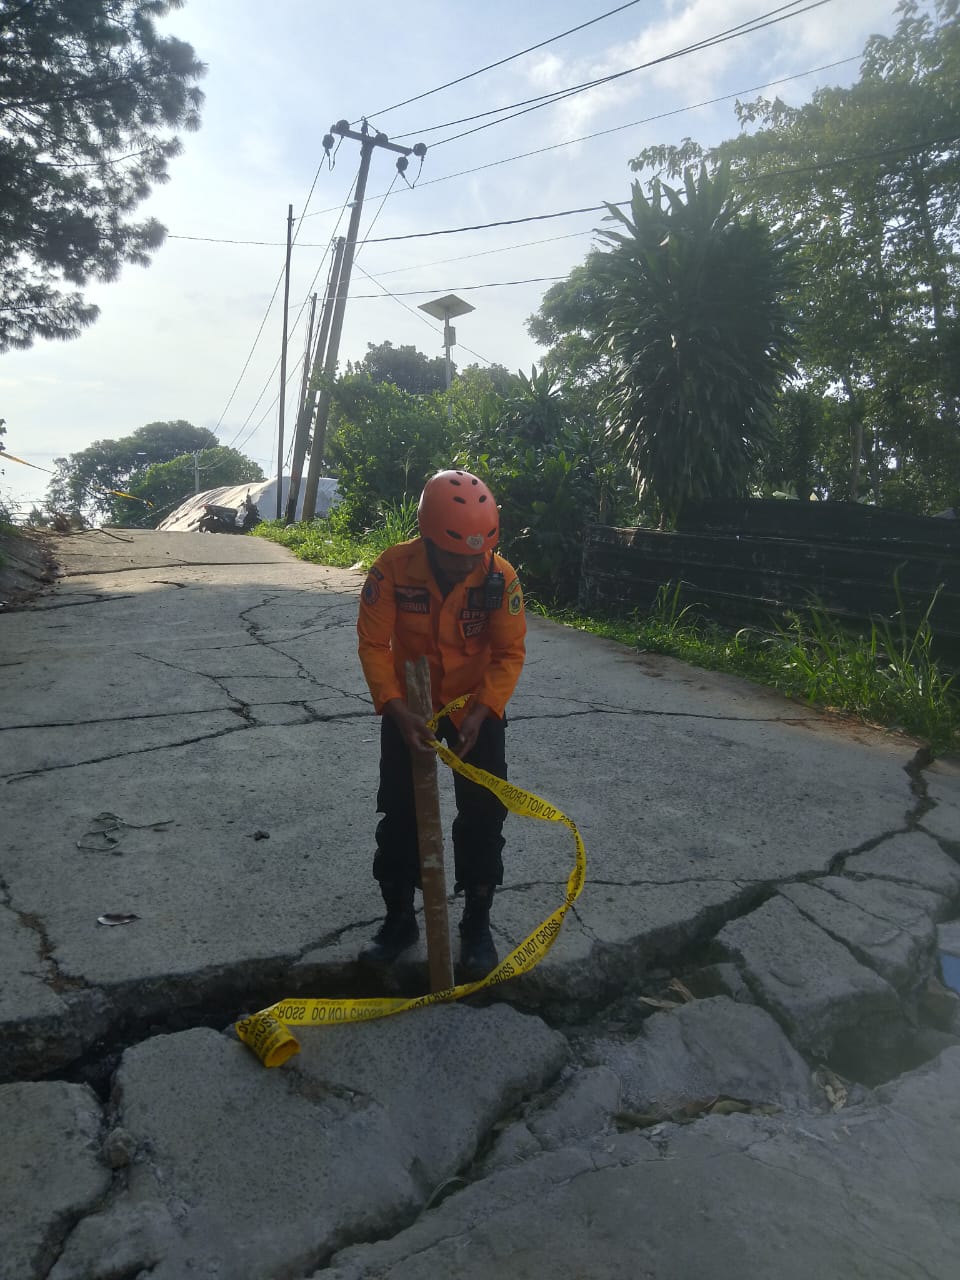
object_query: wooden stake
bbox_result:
[405,656,453,992]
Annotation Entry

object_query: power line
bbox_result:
[214,161,355,435]
[362,204,618,244]
[219,53,864,229]
[352,262,493,367]
[172,204,612,250]
[372,229,596,277]
[222,178,358,451]
[353,262,445,337]
[396,1,832,147]
[213,262,286,431]
[434,1,836,149]
[401,55,861,194]
[232,259,505,459]
[178,129,960,256]
[355,0,647,123]
[349,276,567,298]
[353,170,400,263]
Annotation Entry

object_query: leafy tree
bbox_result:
[629,0,960,512]
[755,387,835,501]
[443,363,516,460]
[112,445,264,526]
[0,0,205,351]
[347,340,449,394]
[597,166,795,526]
[526,254,616,416]
[327,374,453,528]
[47,420,217,516]
[455,365,632,602]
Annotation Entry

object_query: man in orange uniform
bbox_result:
[357,469,526,977]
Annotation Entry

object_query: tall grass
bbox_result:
[765,587,956,748]
[543,583,959,755]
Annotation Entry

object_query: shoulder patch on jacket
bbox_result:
[361,567,383,605]
[508,585,524,615]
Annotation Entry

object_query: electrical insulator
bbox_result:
[412,142,427,159]
[322,133,334,153]
[333,119,349,133]
[396,156,409,174]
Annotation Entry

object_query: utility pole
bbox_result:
[296,293,318,424]
[281,290,317,523]
[192,450,201,493]
[285,237,345,524]
[276,202,294,520]
[301,120,425,521]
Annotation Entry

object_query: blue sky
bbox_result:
[1,0,906,515]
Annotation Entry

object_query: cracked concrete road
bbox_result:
[2,528,960,1279]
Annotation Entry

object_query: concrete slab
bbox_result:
[717,896,899,1056]
[920,756,960,847]
[589,995,814,1116]
[843,830,960,901]
[48,1006,567,1280]
[817,873,950,925]
[779,878,937,990]
[0,1081,109,1280]
[320,1048,960,1280]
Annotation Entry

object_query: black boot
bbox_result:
[459,885,498,979]
[360,882,418,964]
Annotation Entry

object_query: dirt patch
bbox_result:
[0,529,59,608]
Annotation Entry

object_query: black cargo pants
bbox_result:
[372,713,507,892]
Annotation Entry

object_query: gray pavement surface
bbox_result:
[1,528,959,1279]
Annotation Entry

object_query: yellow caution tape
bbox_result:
[236,697,586,1068]
[2,452,52,472]
[2,452,152,505]
[107,488,154,507]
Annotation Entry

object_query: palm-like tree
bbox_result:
[597,165,796,525]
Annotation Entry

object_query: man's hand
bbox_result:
[383,699,437,755]
[454,702,491,759]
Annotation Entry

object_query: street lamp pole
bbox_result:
[418,294,475,396]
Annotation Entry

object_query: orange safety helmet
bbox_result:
[417,469,499,554]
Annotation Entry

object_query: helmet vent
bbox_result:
[445,528,463,540]
[452,496,466,504]
[478,494,487,503]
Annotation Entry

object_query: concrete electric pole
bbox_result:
[285,237,345,524]
[276,203,294,519]
[300,120,426,521]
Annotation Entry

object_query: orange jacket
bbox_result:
[357,538,526,723]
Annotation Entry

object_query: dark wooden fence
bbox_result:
[579,500,960,653]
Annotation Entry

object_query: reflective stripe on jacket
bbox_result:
[357,538,526,723]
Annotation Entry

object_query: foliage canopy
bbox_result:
[597,166,796,524]
[0,0,205,351]
[47,420,218,516]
